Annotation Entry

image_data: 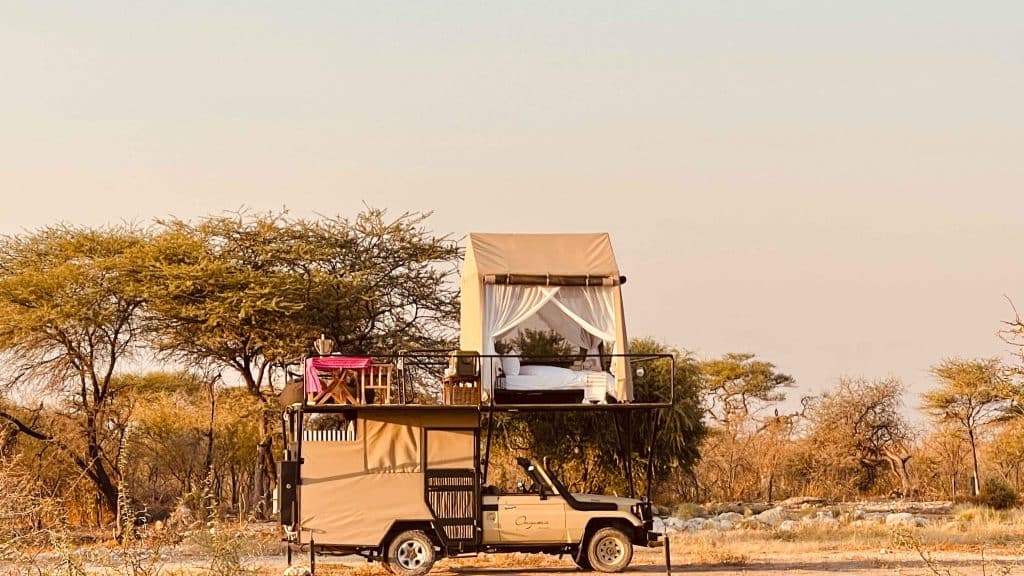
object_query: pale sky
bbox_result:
[3,2,1023,415]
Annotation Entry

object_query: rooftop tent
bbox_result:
[460,233,633,402]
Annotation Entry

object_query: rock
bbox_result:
[851,509,866,521]
[738,517,764,530]
[718,519,735,531]
[685,518,706,532]
[284,566,312,576]
[778,520,800,532]
[885,512,917,527]
[914,516,929,527]
[652,517,666,532]
[717,512,744,524]
[755,506,788,527]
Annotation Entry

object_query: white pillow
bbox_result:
[500,355,520,376]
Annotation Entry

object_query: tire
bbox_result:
[586,527,633,573]
[386,530,436,576]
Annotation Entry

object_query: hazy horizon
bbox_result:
[3,2,1023,416]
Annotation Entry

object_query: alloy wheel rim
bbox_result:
[397,540,427,569]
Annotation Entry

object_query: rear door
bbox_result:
[423,428,479,547]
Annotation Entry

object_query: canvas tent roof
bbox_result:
[465,233,620,278]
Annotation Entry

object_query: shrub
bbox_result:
[979,477,1019,510]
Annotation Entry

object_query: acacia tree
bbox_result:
[922,357,1011,496]
[0,225,150,516]
[145,209,461,513]
[802,377,912,497]
[697,353,794,499]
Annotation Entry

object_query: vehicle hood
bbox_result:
[571,494,643,512]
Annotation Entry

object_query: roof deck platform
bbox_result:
[296,350,675,413]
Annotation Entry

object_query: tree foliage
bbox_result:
[487,336,705,502]
[0,224,151,515]
[146,208,461,395]
[923,357,1012,495]
[693,352,796,500]
[801,377,912,497]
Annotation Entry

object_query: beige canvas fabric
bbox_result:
[299,408,479,546]
[460,233,633,401]
[426,429,475,469]
[366,419,421,473]
[467,233,620,277]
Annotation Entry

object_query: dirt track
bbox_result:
[295,544,1021,576]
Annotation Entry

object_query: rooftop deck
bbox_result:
[297,351,675,412]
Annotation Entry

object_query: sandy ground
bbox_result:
[270,541,1022,576]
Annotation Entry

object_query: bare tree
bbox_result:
[803,377,913,498]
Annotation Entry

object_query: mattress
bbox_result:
[503,365,614,403]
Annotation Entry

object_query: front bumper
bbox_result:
[630,502,663,547]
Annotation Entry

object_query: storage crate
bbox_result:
[443,381,481,405]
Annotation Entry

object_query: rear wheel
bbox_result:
[586,527,632,573]
[386,530,435,576]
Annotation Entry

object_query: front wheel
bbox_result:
[586,527,633,573]
[386,530,436,576]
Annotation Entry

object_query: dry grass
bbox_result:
[689,534,750,566]
[663,513,1024,569]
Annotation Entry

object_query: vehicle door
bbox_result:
[494,467,569,544]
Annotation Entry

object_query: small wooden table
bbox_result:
[312,369,361,405]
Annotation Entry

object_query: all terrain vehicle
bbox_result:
[276,404,662,575]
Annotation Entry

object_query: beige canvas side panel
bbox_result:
[467,233,620,277]
[612,286,633,402]
[460,242,483,354]
[425,429,475,469]
[365,419,421,473]
[300,440,365,480]
[300,473,431,545]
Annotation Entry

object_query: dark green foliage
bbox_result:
[979,477,1019,510]
[487,337,706,499]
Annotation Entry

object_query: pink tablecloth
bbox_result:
[304,356,373,394]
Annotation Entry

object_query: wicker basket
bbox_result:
[443,382,481,405]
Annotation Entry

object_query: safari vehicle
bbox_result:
[276,233,674,574]
[276,404,662,575]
